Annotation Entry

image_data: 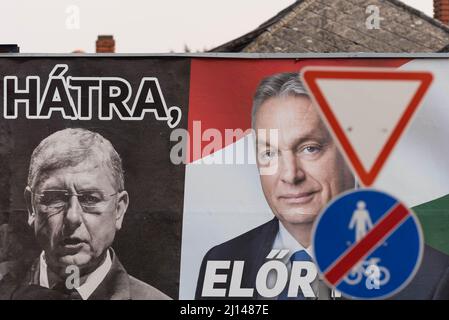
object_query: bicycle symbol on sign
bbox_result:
[344,257,390,287]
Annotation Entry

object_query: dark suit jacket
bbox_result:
[0,249,170,300]
[392,245,449,300]
[196,218,279,299]
[195,218,449,300]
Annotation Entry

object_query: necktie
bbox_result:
[278,250,313,300]
[53,281,83,300]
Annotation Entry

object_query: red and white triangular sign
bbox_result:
[302,67,433,187]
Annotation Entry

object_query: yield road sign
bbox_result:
[302,68,433,186]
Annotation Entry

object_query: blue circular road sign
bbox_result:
[312,189,423,299]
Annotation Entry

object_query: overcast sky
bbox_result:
[0,0,434,53]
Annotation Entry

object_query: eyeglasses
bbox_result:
[32,189,118,214]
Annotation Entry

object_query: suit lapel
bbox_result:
[88,249,131,300]
[246,218,279,298]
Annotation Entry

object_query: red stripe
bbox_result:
[187,58,411,163]
[324,202,410,285]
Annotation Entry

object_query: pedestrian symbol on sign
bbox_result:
[349,201,373,243]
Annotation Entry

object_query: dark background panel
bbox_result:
[0,57,190,298]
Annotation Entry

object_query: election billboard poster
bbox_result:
[0,55,448,301]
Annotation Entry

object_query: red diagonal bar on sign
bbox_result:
[324,202,410,286]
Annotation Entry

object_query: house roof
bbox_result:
[211,0,449,53]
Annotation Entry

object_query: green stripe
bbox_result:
[412,194,449,255]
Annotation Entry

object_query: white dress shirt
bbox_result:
[273,220,315,260]
[39,250,112,300]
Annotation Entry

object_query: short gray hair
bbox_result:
[252,72,309,128]
[28,128,124,191]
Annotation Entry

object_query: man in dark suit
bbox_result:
[195,72,449,300]
[0,128,169,300]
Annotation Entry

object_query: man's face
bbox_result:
[255,95,353,226]
[27,159,128,274]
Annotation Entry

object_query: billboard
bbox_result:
[0,55,448,300]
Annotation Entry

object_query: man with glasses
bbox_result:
[1,128,169,300]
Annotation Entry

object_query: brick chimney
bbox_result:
[435,0,449,24]
[96,35,115,53]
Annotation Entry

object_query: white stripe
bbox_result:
[376,59,449,207]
